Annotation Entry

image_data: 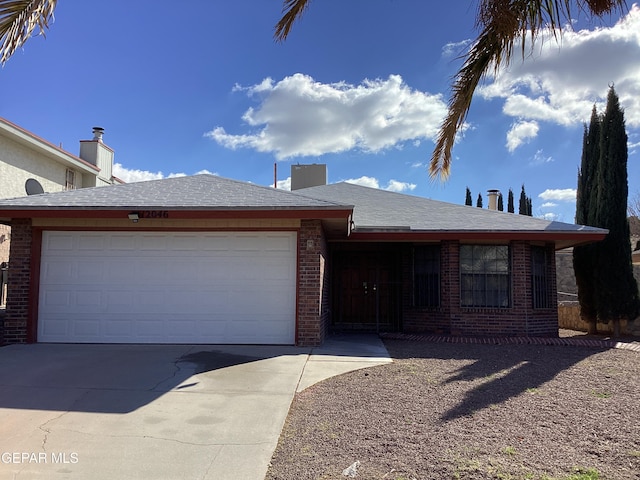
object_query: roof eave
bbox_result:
[0,118,100,174]
[0,206,353,221]
[347,229,608,248]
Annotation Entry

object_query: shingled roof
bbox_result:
[0,174,350,211]
[296,182,607,246]
[0,174,607,248]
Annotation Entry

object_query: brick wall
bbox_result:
[297,219,329,346]
[402,240,559,337]
[2,219,32,344]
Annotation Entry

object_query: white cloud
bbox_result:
[541,202,558,208]
[541,212,560,221]
[206,74,448,159]
[344,176,416,192]
[276,176,291,191]
[538,188,576,202]
[478,5,640,130]
[506,120,539,151]
[113,163,216,183]
[113,163,163,182]
[530,149,554,165]
[442,39,472,57]
[386,180,417,193]
[345,176,380,189]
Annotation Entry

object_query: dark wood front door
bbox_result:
[332,249,400,331]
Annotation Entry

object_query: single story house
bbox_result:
[0,173,606,346]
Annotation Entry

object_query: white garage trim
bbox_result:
[38,231,297,344]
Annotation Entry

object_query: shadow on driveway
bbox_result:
[0,336,390,480]
[0,343,308,413]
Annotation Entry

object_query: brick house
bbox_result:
[0,173,606,346]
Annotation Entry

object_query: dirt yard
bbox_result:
[266,338,640,480]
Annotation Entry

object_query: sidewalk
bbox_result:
[380,330,640,353]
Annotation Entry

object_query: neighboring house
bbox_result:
[0,171,607,346]
[0,118,121,265]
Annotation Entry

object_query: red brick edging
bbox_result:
[380,332,640,353]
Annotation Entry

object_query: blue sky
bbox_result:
[1,1,639,223]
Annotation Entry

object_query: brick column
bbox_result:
[443,240,462,334]
[511,240,531,314]
[297,220,329,346]
[3,219,32,344]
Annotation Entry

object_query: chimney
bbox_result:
[487,189,500,210]
[290,164,327,190]
[79,127,115,187]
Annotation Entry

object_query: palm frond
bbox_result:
[430,0,627,180]
[0,0,57,65]
[274,0,311,42]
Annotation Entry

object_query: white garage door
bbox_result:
[38,231,297,344]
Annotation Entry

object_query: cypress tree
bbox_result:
[593,86,640,335]
[465,187,472,206]
[507,189,514,213]
[497,193,504,212]
[476,193,483,208]
[518,185,529,215]
[573,106,601,333]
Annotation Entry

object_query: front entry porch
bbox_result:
[330,245,402,333]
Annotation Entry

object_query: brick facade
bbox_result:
[296,219,330,346]
[400,240,558,337]
[2,219,32,344]
[0,218,559,346]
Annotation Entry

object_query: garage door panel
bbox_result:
[38,231,297,344]
[75,290,103,310]
[39,318,68,337]
[168,235,200,250]
[78,234,105,251]
[76,260,105,282]
[106,261,136,282]
[40,289,73,310]
[201,237,232,251]
[262,234,295,252]
[40,261,74,282]
[104,320,133,337]
[45,233,75,251]
[74,318,101,337]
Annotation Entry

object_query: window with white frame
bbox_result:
[65,169,76,190]
[460,245,510,307]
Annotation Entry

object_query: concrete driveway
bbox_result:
[0,335,390,479]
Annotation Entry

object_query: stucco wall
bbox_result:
[0,135,87,198]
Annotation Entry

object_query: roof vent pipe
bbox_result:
[92,127,104,142]
[487,189,500,210]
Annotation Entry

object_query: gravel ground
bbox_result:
[266,337,640,480]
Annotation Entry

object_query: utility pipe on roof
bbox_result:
[487,189,500,210]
